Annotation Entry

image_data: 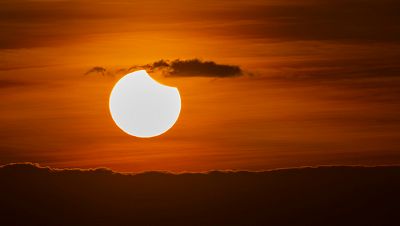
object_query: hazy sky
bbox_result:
[1,0,400,171]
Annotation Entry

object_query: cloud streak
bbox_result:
[0,79,32,89]
[84,66,107,76]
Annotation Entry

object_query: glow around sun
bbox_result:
[109,70,181,138]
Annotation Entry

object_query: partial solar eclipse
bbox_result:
[109,70,181,138]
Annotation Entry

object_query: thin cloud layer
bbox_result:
[1,0,400,49]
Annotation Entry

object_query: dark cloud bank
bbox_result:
[85,59,244,78]
[1,163,399,226]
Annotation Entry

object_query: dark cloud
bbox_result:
[87,59,244,78]
[146,59,243,77]
[1,162,399,225]
[151,59,170,69]
[167,59,243,77]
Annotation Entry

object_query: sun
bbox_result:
[109,70,181,138]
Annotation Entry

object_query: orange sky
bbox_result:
[1,0,400,171]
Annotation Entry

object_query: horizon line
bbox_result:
[1,162,400,176]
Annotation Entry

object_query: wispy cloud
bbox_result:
[2,0,400,49]
[0,79,32,89]
[84,66,107,76]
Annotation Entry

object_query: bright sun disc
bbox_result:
[109,70,181,138]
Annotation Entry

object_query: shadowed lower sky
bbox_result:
[1,163,399,225]
[1,0,400,171]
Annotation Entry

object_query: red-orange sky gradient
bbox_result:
[1,0,400,172]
